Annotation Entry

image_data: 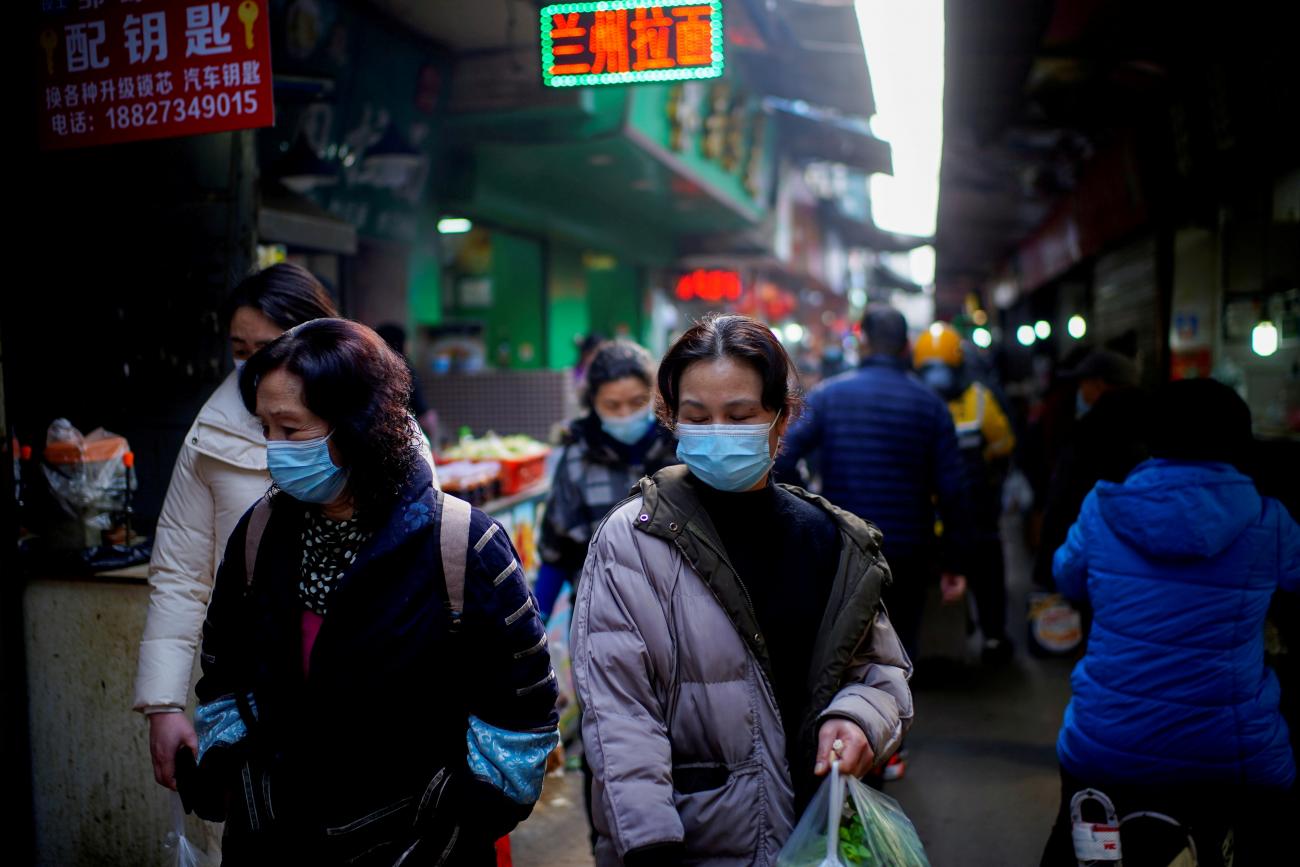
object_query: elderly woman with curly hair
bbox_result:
[187,319,558,866]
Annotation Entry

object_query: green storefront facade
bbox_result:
[257,0,878,373]
[428,78,775,368]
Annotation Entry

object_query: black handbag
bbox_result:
[175,691,273,827]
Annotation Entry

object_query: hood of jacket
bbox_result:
[189,370,267,471]
[1097,459,1261,560]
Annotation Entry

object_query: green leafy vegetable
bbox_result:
[838,809,875,865]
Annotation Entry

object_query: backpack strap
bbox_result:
[437,491,473,628]
[243,494,274,589]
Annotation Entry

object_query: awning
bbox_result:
[734,0,877,119]
[766,98,892,175]
[871,261,923,293]
[817,201,932,252]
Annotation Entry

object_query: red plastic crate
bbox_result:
[498,452,548,495]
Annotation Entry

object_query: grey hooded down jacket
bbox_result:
[572,466,913,866]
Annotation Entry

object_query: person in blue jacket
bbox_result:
[1041,378,1298,866]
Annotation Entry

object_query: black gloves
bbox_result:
[624,842,687,867]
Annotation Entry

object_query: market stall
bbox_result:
[438,431,551,580]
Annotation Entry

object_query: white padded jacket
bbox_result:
[133,371,270,712]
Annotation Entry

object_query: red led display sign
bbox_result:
[676,269,742,302]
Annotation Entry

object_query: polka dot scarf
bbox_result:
[299,508,371,616]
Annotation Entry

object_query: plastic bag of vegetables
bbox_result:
[776,762,930,867]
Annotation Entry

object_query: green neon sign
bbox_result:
[540,0,725,88]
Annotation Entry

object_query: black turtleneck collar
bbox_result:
[691,474,779,511]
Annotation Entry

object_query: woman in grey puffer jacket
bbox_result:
[572,314,913,867]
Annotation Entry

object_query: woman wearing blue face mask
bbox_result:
[134,264,337,803]
[536,339,678,851]
[535,339,679,622]
[571,313,914,867]
[189,319,559,865]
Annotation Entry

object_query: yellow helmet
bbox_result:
[913,322,963,368]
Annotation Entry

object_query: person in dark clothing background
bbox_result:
[914,322,1018,664]
[777,305,971,666]
[1032,349,1148,589]
[533,338,679,852]
[377,322,440,448]
[572,333,605,385]
[193,319,558,865]
[534,339,679,622]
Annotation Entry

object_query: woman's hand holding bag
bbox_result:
[777,759,931,866]
[814,719,875,777]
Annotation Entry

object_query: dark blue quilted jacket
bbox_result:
[777,357,970,569]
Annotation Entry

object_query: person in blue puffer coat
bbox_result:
[1041,378,1298,866]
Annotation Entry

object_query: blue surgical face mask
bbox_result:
[266,432,350,504]
[920,363,959,399]
[675,413,781,493]
[599,405,655,446]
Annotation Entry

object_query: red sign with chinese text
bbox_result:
[36,0,274,150]
[541,1,723,88]
[676,269,741,303]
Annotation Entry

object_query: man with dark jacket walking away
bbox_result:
[778,305,970,683]
[914,322,1018,663]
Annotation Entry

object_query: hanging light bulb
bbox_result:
[1252,320,1279,357]
[1034,320,1052,340]
[1016,325,1036,346]
[437,217,473,234]
[1068,315,1087,339]
[972,327,993,348]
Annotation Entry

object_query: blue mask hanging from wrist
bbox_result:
[675,413,781,493]
[267,432,350,504]
[599,406,655,446]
